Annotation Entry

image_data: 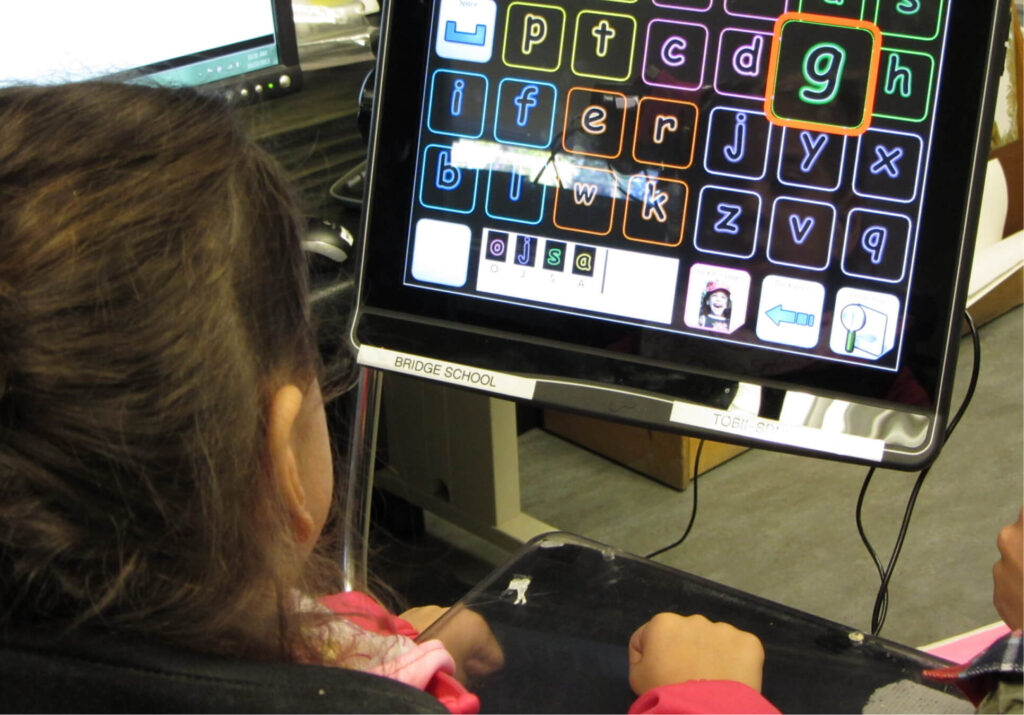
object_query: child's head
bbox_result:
[700,282,732,319]
[0,82,334,658]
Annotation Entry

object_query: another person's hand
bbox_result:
[404,605,505,684]
[628,612,766,695]
[993,507,1023,631]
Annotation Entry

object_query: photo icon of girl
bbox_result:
[683,263,750,335]
[698,281,732,332]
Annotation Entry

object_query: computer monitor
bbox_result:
[0,0,301,102]
[352,0,1010,469]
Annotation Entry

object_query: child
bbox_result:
[0,82,773,714]
[0,79,486,711]
[698,281,732,332]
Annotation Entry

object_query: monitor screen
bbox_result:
[0,0,301,102]
[352,0,1009,468]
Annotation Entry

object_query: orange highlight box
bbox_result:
[764,12,882,137]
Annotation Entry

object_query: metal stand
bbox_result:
[375,373,555,552]
[337,366,557,590]
[339,366,383,591]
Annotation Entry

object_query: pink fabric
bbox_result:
[921,622,1011,665]
[319,591,419,639]
[319,591,480,714]
[629,681,781,714]
[368,639,454,687]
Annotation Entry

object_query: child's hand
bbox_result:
[400,605,450,634]
[420,607,505,685]
[628,613,765,695]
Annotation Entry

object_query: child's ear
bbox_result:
[266,384,316,544]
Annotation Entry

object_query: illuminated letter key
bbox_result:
[642,19,709,92]
[704,107,772,180]
[553,165,617,236]
[633,97,699,170]
[694,185,761,259]
[714,29,773,100]
[765,13,882,136]
[623,175,689,246]
[427,70,488,138]
[873,49,934,122]
[842,208,911,283]
[873,0,944,41]
[504,3,566,72]
[852,128,922,203]
[485,169,546,225]
[799,0,866,20]
[495,78,558,148]
[419,144,478,214]
[767,197,836,271]
[562,88,627,159]
[777,127,847,191]
[572,11,636,81]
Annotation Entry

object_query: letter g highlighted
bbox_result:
[799,42,847,106]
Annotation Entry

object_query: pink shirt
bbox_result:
[312,591,478,714]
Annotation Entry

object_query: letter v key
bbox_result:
[788,214,815,245]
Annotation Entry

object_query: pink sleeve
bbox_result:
[629,681,781,715]
[369,640,479,714]
[319,591,419,638]
[425,671,481,714]
[319,593,480,714]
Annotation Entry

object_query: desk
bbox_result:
[422,533,969,714]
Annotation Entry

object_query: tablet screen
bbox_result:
[354,0,1008,467]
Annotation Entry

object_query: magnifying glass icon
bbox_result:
[840,304,867,353]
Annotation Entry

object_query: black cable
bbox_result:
[943,312,982,439]
[857,311,981,635]
[855,468,884,582]
[646,439,703,559]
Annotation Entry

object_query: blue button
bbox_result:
[494,78,558,148]
[419,144,478,214]
[428,70,488,139]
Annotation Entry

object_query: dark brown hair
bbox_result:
[0,82,329,659]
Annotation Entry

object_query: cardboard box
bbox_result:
[967,146,1023,332]
[543,409,748,491]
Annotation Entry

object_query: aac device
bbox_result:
[0,0,301,103]
[353,0,1010,468]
